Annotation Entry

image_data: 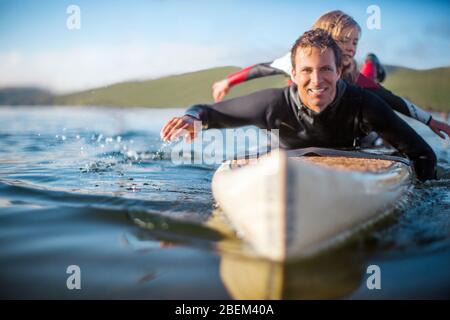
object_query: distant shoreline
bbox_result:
[1,65,449,113]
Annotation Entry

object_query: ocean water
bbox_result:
[0,106,449,299]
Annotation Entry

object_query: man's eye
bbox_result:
[301,69,311,73]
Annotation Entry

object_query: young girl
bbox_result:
[211,10,450,140]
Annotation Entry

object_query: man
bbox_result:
[161,29,436,181]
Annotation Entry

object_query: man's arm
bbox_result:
[366,86,450,139]
[367,86,431,124]
[360,90,437,181]
[161,88,283,142]
[356,74,450,139]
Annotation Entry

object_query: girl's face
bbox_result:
[334,27,359,67]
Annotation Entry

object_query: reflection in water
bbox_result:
[210,210,366,300]
[219,251,364,300]
[128,202,450,299]
[131,209,367,299]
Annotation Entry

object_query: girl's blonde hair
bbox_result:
[312,10,361,83]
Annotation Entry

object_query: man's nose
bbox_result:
[310,70,322,85]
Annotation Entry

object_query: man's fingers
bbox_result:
[161,117,184,141]
[430,119,450,140]
[161,123,173,140]
[431,122,450,139]
[161,122,177,141]
[161,115,200,142]
[164,124,183,142]
[161,117,179,139]
[439,124,450,138]
[168,123,191,142]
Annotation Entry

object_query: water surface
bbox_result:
[0,106,449,299]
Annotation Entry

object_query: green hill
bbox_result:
[2,65,449,112]
[54,65,450,112]
[383,67,450,112]
[53,66,287,108]
[0,87,53,105]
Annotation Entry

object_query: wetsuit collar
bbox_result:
[289,80,347,117]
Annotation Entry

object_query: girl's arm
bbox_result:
[212,53,291,102]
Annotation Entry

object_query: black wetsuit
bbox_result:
[227,55,433,125]
[185,81,437,181]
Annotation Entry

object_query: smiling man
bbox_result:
[290,30,342,113]
[160,29,436,181]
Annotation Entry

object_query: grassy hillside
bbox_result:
[0,87,53,105]
[383,67,450,112]
[3,65,449,113]
[53,66,287,108]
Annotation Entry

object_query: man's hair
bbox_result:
[290,28,342,70]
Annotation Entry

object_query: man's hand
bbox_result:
[160,115,199,143]
[429,118,450,139]
[212,79,230,102]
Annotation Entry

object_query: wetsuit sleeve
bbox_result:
[185,89,282,129]
[366,86,432,125]
[360,91,437,181]
[357,73,432,125]
[227,53,291,87]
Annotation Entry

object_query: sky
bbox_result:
[0,0,449,93]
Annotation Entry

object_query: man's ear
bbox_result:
[291,67,297,84]
[336,66,342,79]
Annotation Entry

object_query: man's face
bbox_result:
[292,47,340,112]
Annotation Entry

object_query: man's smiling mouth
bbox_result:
[307,87,327,94]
